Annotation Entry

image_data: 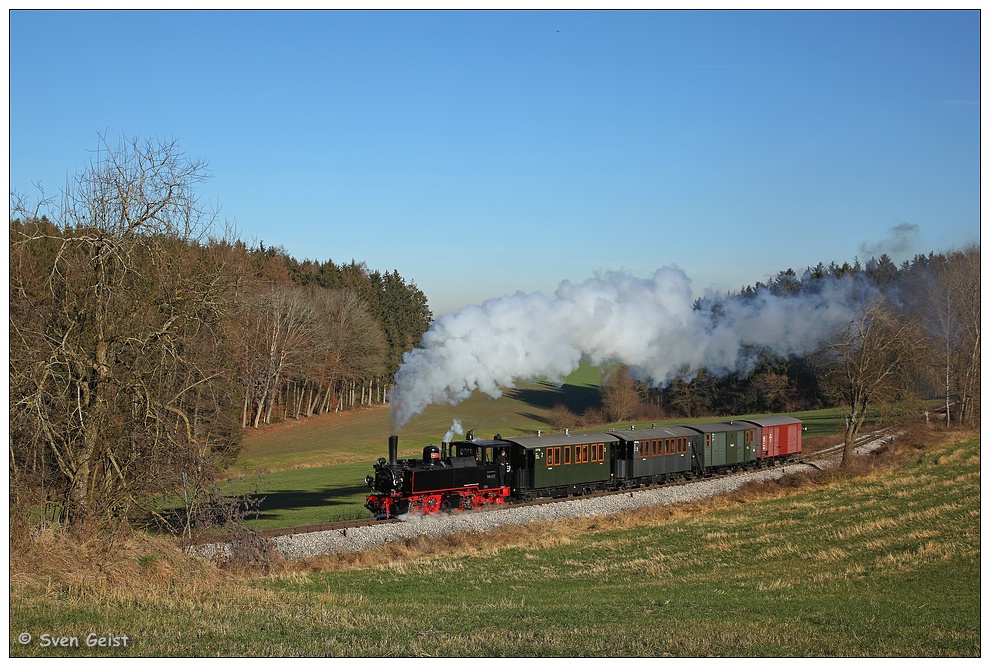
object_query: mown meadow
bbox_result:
[9,423,980,656]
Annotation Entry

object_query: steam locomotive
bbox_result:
[365,416,803,519]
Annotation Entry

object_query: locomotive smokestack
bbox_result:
[388,435,398,466]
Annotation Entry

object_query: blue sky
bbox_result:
[9,9,981,315]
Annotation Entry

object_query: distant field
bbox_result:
[237,360,606,470]
[227,363,854,529]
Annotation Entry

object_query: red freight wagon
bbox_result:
[740,416,803,462]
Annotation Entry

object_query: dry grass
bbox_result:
[10,522,229,600]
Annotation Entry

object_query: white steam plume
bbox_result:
[443,419,464,444]
[389,267,870,430]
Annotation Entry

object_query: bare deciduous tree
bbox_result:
[601,366,642,423]
[912,246,980,426]
[236,284,387,427]
[819,299,924,465]
[9,135,236,523]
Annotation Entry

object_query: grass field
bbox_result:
[9,430,980,656]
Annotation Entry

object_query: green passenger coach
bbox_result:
[610,426,698,484]
[503,431,619,500]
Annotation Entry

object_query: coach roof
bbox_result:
[502,432,620,450]
[611,426,698,441]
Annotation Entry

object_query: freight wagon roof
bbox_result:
[687,421,756,434]
[503,432,619,449]
[737,416,802,427]
[610,426,698,441]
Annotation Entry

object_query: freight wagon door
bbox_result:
[725,431,740,465]
[743,428,756,463]
[765,428,778,458]
[708,433,726,467]
[788,423,802,455]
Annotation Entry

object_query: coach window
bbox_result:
[706,434,711,448]
[678,437,687,454]
[745,430,755,444]
[579,444,589,464]
[563,446,572,465]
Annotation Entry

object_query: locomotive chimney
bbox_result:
[388,435,398,465]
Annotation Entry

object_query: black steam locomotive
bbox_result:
[365,417,803,519]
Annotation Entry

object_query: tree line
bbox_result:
[9,136,431,527]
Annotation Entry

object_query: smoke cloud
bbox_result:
[388,267,871,430]
[859,222,920,257]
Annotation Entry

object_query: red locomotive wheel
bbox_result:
[424,494,443,514]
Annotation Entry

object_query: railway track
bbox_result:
[182,427,895,550]
[800,427,894,463]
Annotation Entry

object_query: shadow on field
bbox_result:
[248,485,369,520]
[505,381,602,415]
